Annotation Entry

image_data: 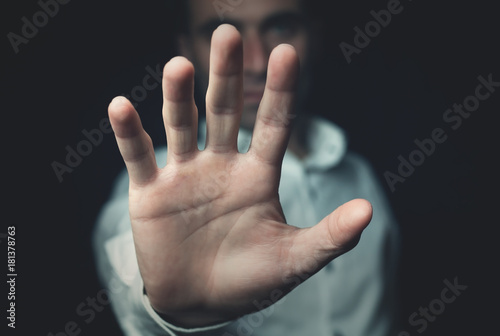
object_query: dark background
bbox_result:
[2,0,498,335]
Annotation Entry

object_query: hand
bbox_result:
[108,24,372,328]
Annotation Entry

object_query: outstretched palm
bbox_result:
[109,25,372,327]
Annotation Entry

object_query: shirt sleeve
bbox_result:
[91,168,233,336]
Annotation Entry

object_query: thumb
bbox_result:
[284,199,372,279]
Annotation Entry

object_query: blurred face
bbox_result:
[181,0,310,129]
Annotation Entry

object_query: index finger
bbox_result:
[249,44,300,166]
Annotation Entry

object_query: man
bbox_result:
[93,1,400,335]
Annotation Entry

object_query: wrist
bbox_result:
[144,289,233,329]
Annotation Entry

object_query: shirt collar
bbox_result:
[301,116,347,170]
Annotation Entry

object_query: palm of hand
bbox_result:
[131,151,297,321]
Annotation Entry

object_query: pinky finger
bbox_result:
[108,96,158,185]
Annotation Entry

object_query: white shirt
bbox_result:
[92,117,400,336]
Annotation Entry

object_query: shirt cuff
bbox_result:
[136,275,232,335]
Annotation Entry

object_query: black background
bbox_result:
[2,0,499,335]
